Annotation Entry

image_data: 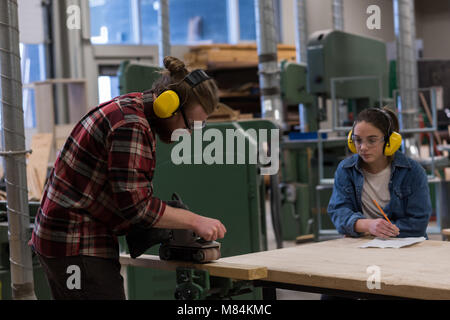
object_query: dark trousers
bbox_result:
[37,254,126,300]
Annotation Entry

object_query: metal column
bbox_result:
[254,0,285,129]
[0,0,36,300]
[294,0,308,132]
[332,0,344,31]
[294,0,308,64]
[393,0,419,135]
[158,0,171,67]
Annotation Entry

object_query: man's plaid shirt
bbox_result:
[29,92,166,259]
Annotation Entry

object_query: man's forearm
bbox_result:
[153,205,197,230]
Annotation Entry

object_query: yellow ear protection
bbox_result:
[153,69,211,120]
[347,108,402,156]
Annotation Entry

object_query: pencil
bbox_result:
[372,199,392,224]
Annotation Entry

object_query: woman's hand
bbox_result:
[367,219,400,238]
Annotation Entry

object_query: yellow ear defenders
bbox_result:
[347,108,402,156]
[153,69,211,119]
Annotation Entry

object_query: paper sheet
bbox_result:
[359,237,426,248]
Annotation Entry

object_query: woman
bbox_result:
[327,107,431,239]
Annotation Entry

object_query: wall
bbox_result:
[281,0,395,45]
[415,0,450,59]
[281,0,450,59]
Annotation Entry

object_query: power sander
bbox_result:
[126,193,221,263]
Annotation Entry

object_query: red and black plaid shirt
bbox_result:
[29,92,166,259]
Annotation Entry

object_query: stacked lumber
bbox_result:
[0,134,53,202]
[26,133,54,201]
[185,44,297,69]
[207,103,253,123]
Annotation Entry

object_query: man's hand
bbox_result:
[154,205,226,241]
[192,215,227,241]
[368,219,400,238]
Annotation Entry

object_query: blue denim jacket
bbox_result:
[327,152,431,238]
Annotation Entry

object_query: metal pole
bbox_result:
[66,0,83,79]
[393,0,420,156]
[254,0,285,129]
[393,0,419,129]
[158,0,171,67]
[332,0,344,31]
[227,0,240,44]
[294,0,308,132]
[0,0,36,300]
[294,0,307,64]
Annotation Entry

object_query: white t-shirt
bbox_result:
[361,165,391,219]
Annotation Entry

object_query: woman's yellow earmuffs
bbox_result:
[347,108,402,156]
[152,69,211,119]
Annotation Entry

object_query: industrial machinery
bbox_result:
[276,30,392,241]
[118,60,271,299]
[157,194,221,263]
[118,61,162,93]
[126,193,221,263]
[307,29,389,124]
[116,29,402,296]
[159,230,221,263]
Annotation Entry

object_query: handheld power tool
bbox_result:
[126,193,221,263]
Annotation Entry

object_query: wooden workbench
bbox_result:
[120,237,450,300]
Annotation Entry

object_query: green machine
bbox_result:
[278,60,347,241]
[280,60,316,132]
[118,61,272,300]
[118,61,162,94]
[307,29,389,119]
[277,30,391,241]
[0,202,52,300]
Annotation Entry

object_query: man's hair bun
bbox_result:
[163,56,187,77]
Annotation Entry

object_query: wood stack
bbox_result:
[185,44,297,69]
[207,103,253,123]
[26,133,54,201]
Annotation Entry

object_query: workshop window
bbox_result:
[239,0,256,41]
[21,43,47,128]
[97,65,120,103]
[90,0,257,45]
[90,0,137,44]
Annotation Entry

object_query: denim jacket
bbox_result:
[327,152,431,238]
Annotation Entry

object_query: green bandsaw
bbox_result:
[307,29,389,109]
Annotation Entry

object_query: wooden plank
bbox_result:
[26,133,53,201]
[185,44,296,69]
[295,234,314,244]
[119,254,267,281]
[445,167,450,181]
[220,237,450,300]
[32,78,87,85]
[442,229,450,240]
